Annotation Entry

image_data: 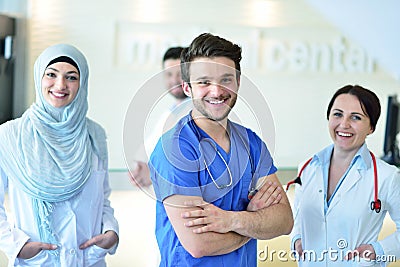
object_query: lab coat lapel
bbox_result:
[340,167,364,195]
[313,165,326,216]
[326,166,362,214]
[302,163,326,216]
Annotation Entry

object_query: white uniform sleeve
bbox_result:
[378,168,400,260]
[290,181,303,250]
[100,159,119,255]
[0,166,30,265]
[290,159,314,250]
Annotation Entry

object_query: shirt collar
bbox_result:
[357,142,372,170]
[313,142,371,170]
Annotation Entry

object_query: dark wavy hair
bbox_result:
[162,47,184,66]
[326,85,381,132]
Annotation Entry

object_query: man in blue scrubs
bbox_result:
[149,33,293,267]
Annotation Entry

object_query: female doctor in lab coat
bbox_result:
[291,85,400,266]
[0,44,119,266]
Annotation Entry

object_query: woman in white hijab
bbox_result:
[0,44,119,266]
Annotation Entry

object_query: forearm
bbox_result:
[378,171,400,258]
[0,223,30,263]
[165,194,251,258]
[290,202,302,249]
[231,202,293,240]
[377,229,400,259]
[101,187,119,236]
[0,170,30,263]
[101,169,119,254]
[187,231,250,257]
[232,173,293,239]
[177,209,251,257]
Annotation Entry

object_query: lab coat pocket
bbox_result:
[18,249,49,266]
[85,244,109,265]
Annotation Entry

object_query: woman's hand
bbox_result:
[294,238,303,258]
[79,230,119,250]
[346,244,376,260]
[17,242,57,259]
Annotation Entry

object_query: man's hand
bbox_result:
[182,200,234,234]
[17,242,57,259]
[79,230,119,250]
[129,161,152,187]
[247,180,282,212]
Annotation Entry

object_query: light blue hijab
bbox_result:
[0,44,107,252]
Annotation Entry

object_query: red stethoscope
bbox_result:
[286,151,381,213]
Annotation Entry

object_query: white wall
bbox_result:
[0,0,26,16]
[305,0,400,80]
[18,0,400,169]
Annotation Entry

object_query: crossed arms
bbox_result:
[163,173,293,258]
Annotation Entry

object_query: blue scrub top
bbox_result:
[149,113,277,267]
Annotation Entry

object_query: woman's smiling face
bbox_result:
[328,93,373,153]
[41,62,80,108]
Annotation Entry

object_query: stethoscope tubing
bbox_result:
[286,151,381,213]
[192,119,257,198]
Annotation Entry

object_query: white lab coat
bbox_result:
[0,154,119,267]
[291,147,400,267]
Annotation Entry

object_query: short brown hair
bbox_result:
[180,33,242,84]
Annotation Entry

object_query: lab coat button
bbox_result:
[69,249,76,255]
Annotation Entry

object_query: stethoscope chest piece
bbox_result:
[371,199,381,213]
